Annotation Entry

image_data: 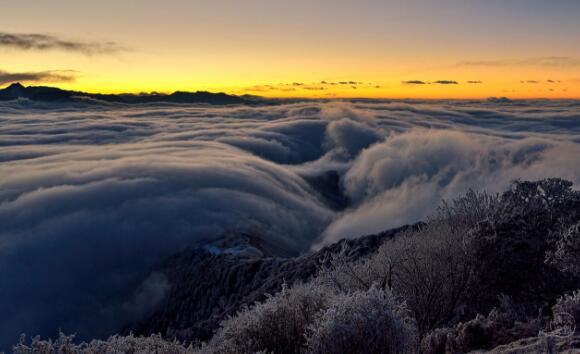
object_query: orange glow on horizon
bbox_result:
[5,78,577,100]
[1,34,578,99]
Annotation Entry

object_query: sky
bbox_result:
[1,0,580,98]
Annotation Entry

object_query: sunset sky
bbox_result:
[1,0,579,98]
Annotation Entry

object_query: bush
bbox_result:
[200,282,335,354]
[551,290,580,335]
[547,221,580,277]
[304,286,417,354]
[318,190,496,333]
[382,220,474,333]
[466,179,580,314]
[13,332,192,354]
[318,179,580,334]
[199,283,418,354]
[421,297,541,354]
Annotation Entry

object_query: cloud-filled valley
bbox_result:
[0,98,579,348]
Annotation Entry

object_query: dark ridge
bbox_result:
[0,82,252,105]
[129,226,410,342]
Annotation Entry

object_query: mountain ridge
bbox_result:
[0,82,252,105]
[129,226,410,342]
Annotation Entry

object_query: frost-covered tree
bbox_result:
[199,283,418,354]
[200,282,335,354]
[547,221,580,277]
[551,290,580,335]
[317,189,496,332]
[420,295,542,354]
[469,178,580,313]
[13,332,192,354]
[304,286,417,354]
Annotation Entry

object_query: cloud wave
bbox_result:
[0,98,579,349]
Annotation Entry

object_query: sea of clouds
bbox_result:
[0,98,579,348]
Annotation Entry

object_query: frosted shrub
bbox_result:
[421,298,541,354]
[318,199,486,333]
[385,221,475,333]
[201,282,335,354]
[317,189,499,333]
[13,332,192,354]
[470,179,580,314]
[551,290,580,334]
[548,221,580,277]
[304,286,417,354]
[435,189,498,232]
[316,241,386,292]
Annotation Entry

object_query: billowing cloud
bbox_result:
[319,130,580,246]
[0,142,334,347]
[0,32,125,55]
[0,98,579,349]
[0,69,77,85]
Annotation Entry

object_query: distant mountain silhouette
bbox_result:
[0,83,251,105]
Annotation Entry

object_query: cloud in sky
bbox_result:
[0,99,579,349]
[433,80,458,85]
[402,80,460,85]
[0,69,77,85]
[0,32,125,55]
[243,80,378,94]
[402,80,427,85]
[458,56,580,68]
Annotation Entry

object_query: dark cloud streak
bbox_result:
[0,32,125,55]
[0,69,77,85]
[402,80,427,85]
[402,80,460,85]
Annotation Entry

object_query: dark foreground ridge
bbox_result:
[130,226,408,342]
[0,82,251,105]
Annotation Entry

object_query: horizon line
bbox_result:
[2,82,579,101]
